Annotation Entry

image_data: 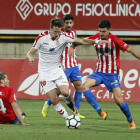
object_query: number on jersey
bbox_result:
[0,98,6,113]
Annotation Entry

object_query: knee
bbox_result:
[50,97,58,105]
[75,85,82,91]
[114,97,123,106]
[61,90,69,97]
[81,83,89,92]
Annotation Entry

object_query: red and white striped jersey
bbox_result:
[61,27,77,68]
[88,33,129,74]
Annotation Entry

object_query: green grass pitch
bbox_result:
[0,100,140,140]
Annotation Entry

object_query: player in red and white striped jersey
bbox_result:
[76,20,140,129]
[27,17,109,120]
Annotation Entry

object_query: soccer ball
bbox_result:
[66,115,81,129]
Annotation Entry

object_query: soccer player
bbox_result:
[27,17,109,120]
[0,72,30,125]
[70,20,140,129]
[42,14,85,119]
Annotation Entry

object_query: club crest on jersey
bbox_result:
[56,40,60,45]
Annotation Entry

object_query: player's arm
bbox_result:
[126,47,140,60]
[11,102,30,125]
[27,48,37,67]
[73,38,110,45]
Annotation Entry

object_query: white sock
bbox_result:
[53,102,69,119]
[64,92,71,104]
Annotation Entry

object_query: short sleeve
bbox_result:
[32,35,42,50]
[64,35,75,44]
[114,36,129,52]
[9,89,17,103]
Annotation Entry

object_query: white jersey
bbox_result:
[33,30,75,80]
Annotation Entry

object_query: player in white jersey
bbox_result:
[27,17,110,120]
[70,20,140,129]
[42,14,85,119]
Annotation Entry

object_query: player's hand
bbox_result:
[68,46,74,58]
[98,40,110,45]
[21,122,30,125]
[62,65,65,71]
[29,57,34,67]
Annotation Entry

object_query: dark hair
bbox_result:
[63,14,74,22]
[98,20,111,29]
[50,16,63,28]
[0,72,6,83]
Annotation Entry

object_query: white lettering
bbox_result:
[76,4,82,16]
[129,4,134,16]
[75,3,140,17]
[135,4,140,16]
[96,90,103,98]
[103,90,110,99]
[34,3,43,16]
[43,3,49,15]
[62,3,71,15]
[104,4,109,16]
[95,3,104,16]
[86,3,92,16]
[125,91,131,99]
[124,69,138,88]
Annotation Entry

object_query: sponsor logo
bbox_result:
[0,92,2,96]
[43,42,49,45]
[16,0,33,20]
[111,80,118,85]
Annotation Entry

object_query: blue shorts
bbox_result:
[87,72,121,92]
[11,118,19,124]
[64,66,82,82]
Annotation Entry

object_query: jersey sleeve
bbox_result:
[87,34,100,40]
[32,35,43,50]
[64,35,75,43]
[9,89,17,103]
[114,36,129,52]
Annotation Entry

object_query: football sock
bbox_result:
[53,102,69,119]
[47,93,61,107]
[74,91,82,110]
[83,89,101,113]
[64,92,71,104]
[120,101,132,121]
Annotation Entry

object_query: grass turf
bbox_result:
[0,100,140,140]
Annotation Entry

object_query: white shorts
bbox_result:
[39,68,69,93]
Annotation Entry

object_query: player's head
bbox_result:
[0,72,9,87]
[98,20,111,39]
[63,14,74,32]
[50,16,63,39]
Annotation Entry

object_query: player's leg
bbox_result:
[41,80,69,119]
[81,73,108,120]
[73,80,85,118]
[58,84,78,116]
[69,66,85,118]
[112,87,136,129]
[103,73,136,129]
[42,88,61,117]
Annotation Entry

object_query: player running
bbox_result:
[42,14,85,119]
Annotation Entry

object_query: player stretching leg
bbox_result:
[42,14,85,119]
[71,20,140,129]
